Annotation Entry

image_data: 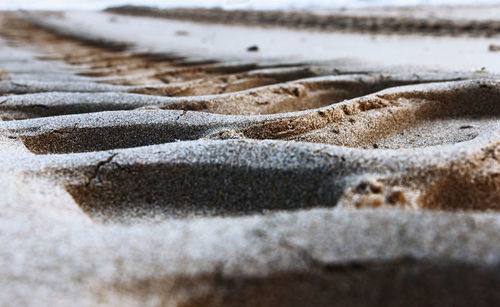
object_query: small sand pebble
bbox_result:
[247,45,259,52]
[459,125,474,129]
[489,44,500,52]
[175,30,189,36]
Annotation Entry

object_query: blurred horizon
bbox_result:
[1,0,499,10]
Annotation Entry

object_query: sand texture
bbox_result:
[106,5,500,37]
[1,8,500,307]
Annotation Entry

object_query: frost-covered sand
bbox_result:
[1,7,500,306]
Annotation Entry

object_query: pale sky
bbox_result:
[0,0,499,10]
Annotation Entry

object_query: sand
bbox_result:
[107,5,500,36]
[1,7,500,307]
[21,10,500,73]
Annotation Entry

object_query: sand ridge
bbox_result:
[107,5,500,37]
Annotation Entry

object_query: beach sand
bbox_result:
[1,6,500,306]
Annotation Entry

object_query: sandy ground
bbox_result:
[1,8,500,307]
[311,4,500,21]
[33,10,500,74]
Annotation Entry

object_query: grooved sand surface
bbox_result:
[1,8,500,307]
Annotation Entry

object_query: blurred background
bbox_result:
[1,0,499,10]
